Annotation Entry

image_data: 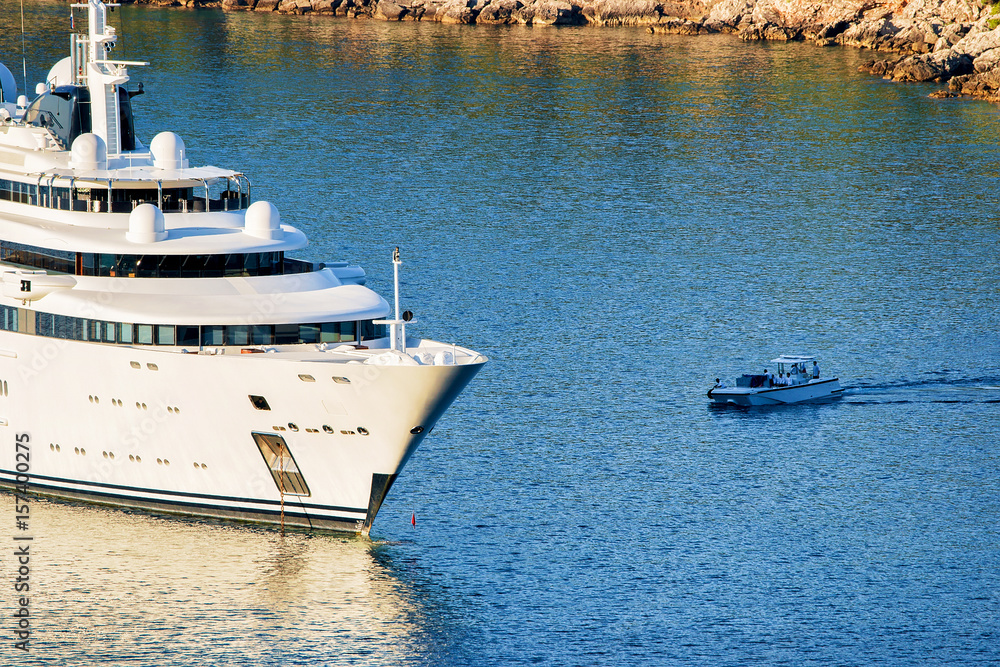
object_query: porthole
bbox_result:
[147,363,158,371]
[167,406,173,413]
[80,449,86,455]
[322,425,334,434]
[103,451,108,459]
[249,395,271,411]
[49,443,54,451]
[2,380,6,395]
[55,444,60,452]
[130,361,141,369]
[288,423,299,432]
[298,374,316,382]
[410,426,425,434]
[135,402,141,409]
[332,376,351,384]
[129,455,135,462]
[157,458,162,465]
[357,426,369,436]
[142,403,147,410]
[174,407,180,414]
[164,459,170,466]
[200,463,207,469]
[94,396,100,404]
[193,462,199,468]
[109,452,115,460]
[135,456,141,463]
[75,447,80,454]
[89,395,94,403]
[306,428,318,434]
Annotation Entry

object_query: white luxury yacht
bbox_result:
[0,0,486,534]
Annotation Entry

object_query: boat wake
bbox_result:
[841,373,1000,405]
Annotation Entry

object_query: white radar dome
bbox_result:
[69,133,108,171]
[150,131,189,170]
[243,201,283,240]
[126,204,168,244]
[0,63,16,105]
[46,57,73,88]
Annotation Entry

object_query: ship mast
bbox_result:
[70,0,145,157]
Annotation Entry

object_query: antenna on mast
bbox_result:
[20,0,28,97]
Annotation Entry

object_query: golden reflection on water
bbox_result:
[23,498,428,661]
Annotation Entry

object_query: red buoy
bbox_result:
[411,512,416,526]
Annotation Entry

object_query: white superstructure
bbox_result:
[0,1,486,534]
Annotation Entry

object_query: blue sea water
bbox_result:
[3,3,1000,665]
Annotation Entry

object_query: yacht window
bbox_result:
[274,324,298,345]
[224,254,243,277]
[99,254,116,276]
[117,254,137,277]
[200,325,226,347]
[11,311,389,348]
[299,324,320,344]
[84,320,96,341]
[0,240,75,274]
[136,324,154,345]
[0,305,18,331]
[36,312,54,337]
[226,325,250,347]
[250,325,273,345]
[117,85,136,152]
[252,433,310,497]
[158,255,182,278]
[156,325,175,345]
[177,326,199,347]
[249,395,270,411]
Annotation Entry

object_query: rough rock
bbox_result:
[374,0,407,19]
[583,0,662,26]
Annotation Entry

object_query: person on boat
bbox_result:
[714,378,727,389]
[812,361,820,379]
[763,368,773,387]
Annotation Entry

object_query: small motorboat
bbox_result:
[708,355,843,406]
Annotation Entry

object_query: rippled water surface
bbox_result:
[3,3,1000,665]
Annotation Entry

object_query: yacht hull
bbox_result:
[0,332,484,534]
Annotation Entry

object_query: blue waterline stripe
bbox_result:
[0,469,367,515]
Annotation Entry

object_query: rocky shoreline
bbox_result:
[118,0,1000,102]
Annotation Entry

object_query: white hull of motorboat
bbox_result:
[708,378,843,406]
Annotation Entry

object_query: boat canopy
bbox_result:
[770,355,817,365]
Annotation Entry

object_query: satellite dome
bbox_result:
[126,204,167,244]
[150,131,188,170]
[69,133,108,170]
[244,201,283,240]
